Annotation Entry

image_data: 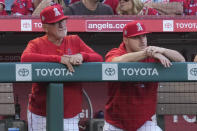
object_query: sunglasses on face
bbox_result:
[119,0,129,2]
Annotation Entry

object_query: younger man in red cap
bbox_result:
[21,3,103,131]
[0,0,7,15]
[103,21,185,131]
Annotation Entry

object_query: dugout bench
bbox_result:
[157,82,197,131]
[0,83,27,131]
[0,83,15,116]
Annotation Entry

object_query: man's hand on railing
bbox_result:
[60,56,74,72]
[153,53,172,68]
[67,54,83,65]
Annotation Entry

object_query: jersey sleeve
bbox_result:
[105,48,123,62]
[141,6,160,15]
[27,0,34,14]
[147,7,160,15]
[21,40,61,62]
[74,35,103,62]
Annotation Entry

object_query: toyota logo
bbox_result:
[105,68,115,76]
[18,68,29,76]
[165,23,172,29]
[190,68,197,76]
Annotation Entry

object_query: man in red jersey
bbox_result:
[0,0,7,15]
[21,3,103,131]
[11,0,33,15]
[103,21,185,131]
[170,0,197,15]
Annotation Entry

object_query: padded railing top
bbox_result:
[0,62,196,82]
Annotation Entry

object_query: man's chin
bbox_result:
[56,34,65,40]
[59,31,67,37]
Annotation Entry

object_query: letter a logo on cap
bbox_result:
[41,16,45,21]
[53,8,61,16]
[136,23,143,31]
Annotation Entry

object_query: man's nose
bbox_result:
[59,22,64,28]
[140,37,146,42]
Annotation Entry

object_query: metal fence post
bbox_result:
[47,83,64,131]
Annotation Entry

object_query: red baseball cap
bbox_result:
[0,0,5,8]
[123,21,149,38]
[40,4,68,24]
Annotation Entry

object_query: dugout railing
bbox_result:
[0,62,196,131]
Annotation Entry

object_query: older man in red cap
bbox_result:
[21,3,103,131]
[103,21,185,131]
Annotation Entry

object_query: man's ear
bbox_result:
[42,24,48,33]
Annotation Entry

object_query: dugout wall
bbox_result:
[0,15,197,131]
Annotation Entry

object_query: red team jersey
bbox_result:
[21,35,103,118]
[0,10,7,15]
[0,0,7,15]
[141,6,160,15]
[11,0,34,15]
[170,0,197,15]
[105,43,158,131]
